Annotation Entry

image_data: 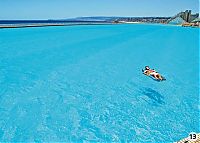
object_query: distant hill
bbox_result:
[0,16,172,25]
[66,16,171,23]
[65,16,123,22]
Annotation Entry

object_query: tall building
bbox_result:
[186,10,191,22]
[184,10,188,22]
[181,10,191,22]
[168,10,198,24]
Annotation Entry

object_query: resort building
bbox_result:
[168,17,186,25]
[113,10,199,25]
[191,18,200,26]
[168,10,199,24]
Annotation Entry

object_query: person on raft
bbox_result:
[143,66,165,80]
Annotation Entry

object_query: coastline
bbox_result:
[0,22,113,29]
[121,22,200,28]
[0,22,178,29]
[118,21,143,24]
[0,21,198,29]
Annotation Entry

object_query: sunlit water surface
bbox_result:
[0,24,199,142]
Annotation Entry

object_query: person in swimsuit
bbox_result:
[143,66,163,80]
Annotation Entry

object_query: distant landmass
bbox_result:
[0,10,199,28]
[0,16,170,24]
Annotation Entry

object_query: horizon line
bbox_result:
[0,16,173,21]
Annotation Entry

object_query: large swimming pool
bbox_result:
[0,24,199,142]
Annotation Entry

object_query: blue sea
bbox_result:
[0,24,199,142]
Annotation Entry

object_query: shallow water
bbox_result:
[0,24,199,142]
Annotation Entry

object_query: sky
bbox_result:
[0,0,199,20]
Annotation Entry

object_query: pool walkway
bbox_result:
[176,133,200,143]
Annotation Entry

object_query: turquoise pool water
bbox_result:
[0,24,199,142]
